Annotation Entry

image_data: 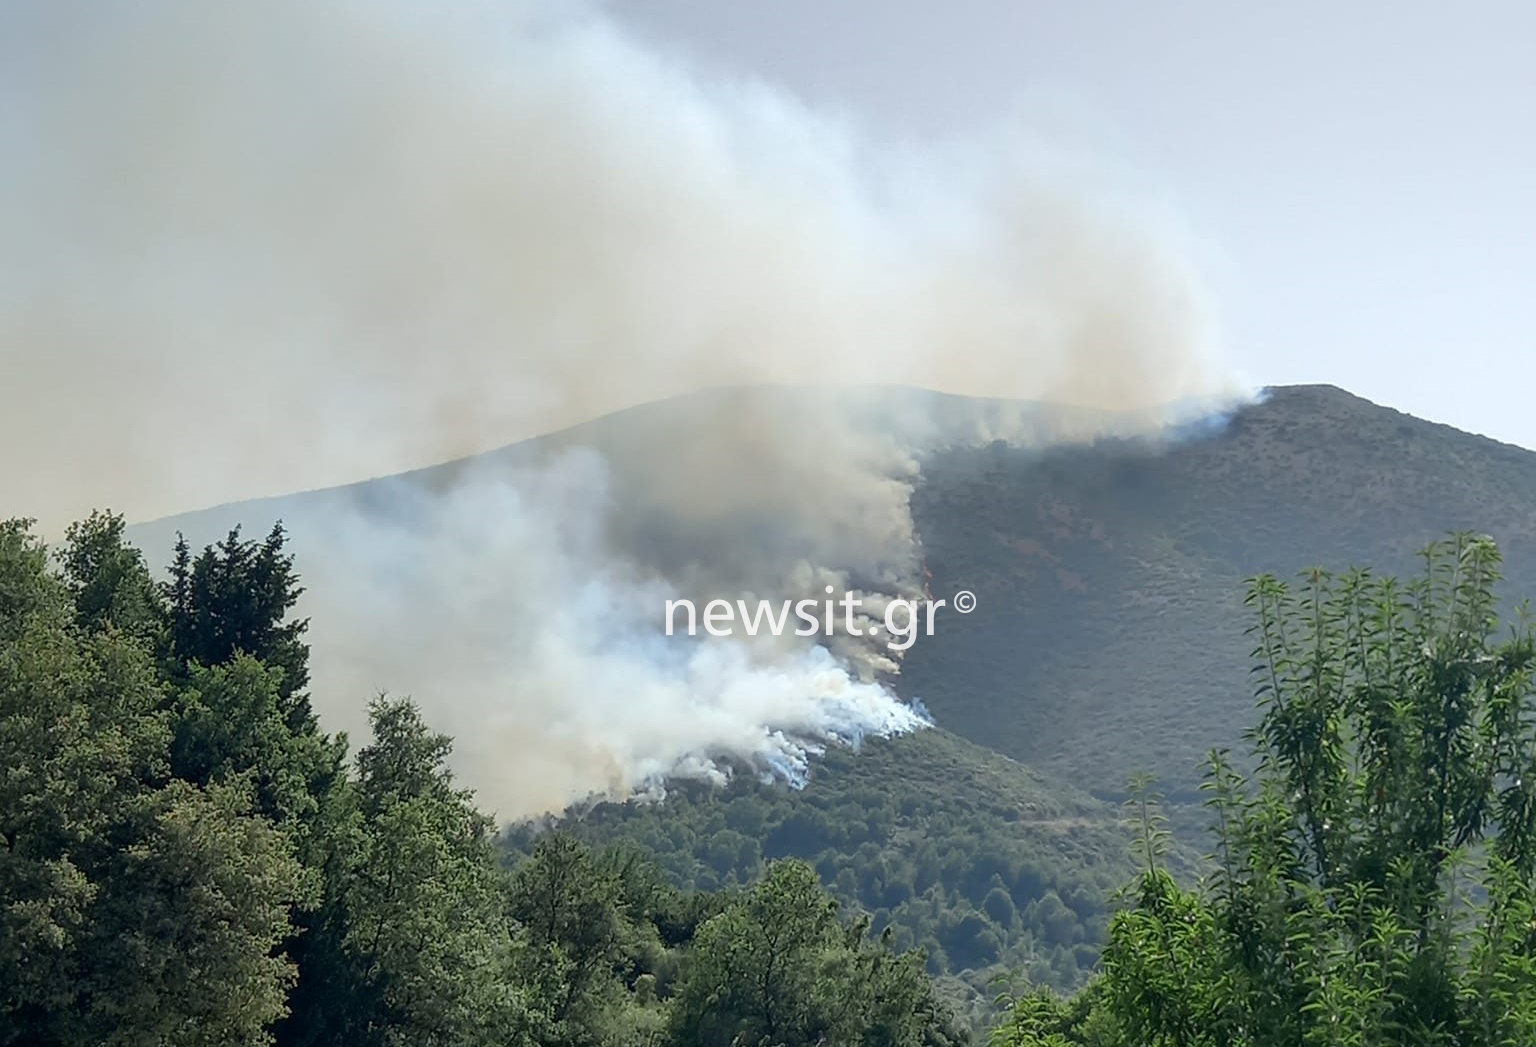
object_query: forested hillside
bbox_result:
[18,516,1536,1044]
[121,382,1536,1007]
[505,729,1178,1016]
[133,384,1536,807]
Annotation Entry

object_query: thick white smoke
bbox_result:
[294,448,933,818]
[1,1,1239,817]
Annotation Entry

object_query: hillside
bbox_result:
[133,383,1536,802]
[903,384,1536,799]
[121,381,1536,1004]
[504,728,1158,1017]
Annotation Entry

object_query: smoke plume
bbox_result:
[1,0,1238,818]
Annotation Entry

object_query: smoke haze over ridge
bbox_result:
[2,0,1241,817]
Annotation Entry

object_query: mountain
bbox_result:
[120,381,1536,1006]
[903,383,1536,800]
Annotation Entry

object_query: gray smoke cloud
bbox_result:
[1,0,1240,818]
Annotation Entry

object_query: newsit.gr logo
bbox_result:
[664,587,976,651]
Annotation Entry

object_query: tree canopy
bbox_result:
[993,534,1536,1046]
[1,513,963,1046]
[19,513,1536,1045]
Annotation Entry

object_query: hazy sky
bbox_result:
[612,0,1536,448]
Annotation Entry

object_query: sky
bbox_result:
[611,0,1536,449]
[3,1,1532,533]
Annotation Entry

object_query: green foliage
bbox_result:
[0,518,308,1046]
[506,728,1157,1008]
[167,522,311,717]
[669,859,962,1047]
[990,534,1536,1046]
[83,778,310,1045]
[329,698,533,1045]
[986,984,1114,1047]
[3,513,967,1046]
[58,509,166,648]
[510,832,634,1042]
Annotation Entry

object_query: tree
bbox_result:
[76,779,309,1046]
[166,523,311,722]
[57,510,166,649]
[993,533,1536,1046]
[987,984,1116,1047]
[169,655,349,840]
[152,524,357,1046]
[671,858,961,1046]
[284,697,535,1047]
[508,832,630,1045]
[0,518,307,1046]
[14,511,985,1043]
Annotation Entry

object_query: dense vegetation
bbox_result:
[21,424,1536,1043]
[0,513,966,1045]
[993,533,1536,1044]
[507,729,1187,1015]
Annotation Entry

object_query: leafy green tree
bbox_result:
[57,509,166,649]
[302,697,535,1046]
[0,519,307,1046]
[992,534,1536,1046]
[5,512,997,1044]
[987,984,1116,1047]
[150,524,358,1046]
[670,859,843,1045]
[169,655,350,843]
[671,858,962,1046]
[508,832,630,1045]
[77,778,309,1046]
[1188,533,1536,1043]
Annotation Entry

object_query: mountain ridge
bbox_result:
[903,381,1536,799]
[113,379,1536,1002]
[124,380,1536,800]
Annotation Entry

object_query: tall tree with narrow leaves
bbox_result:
[166,523,311,725]
[992,534,1536,1046]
